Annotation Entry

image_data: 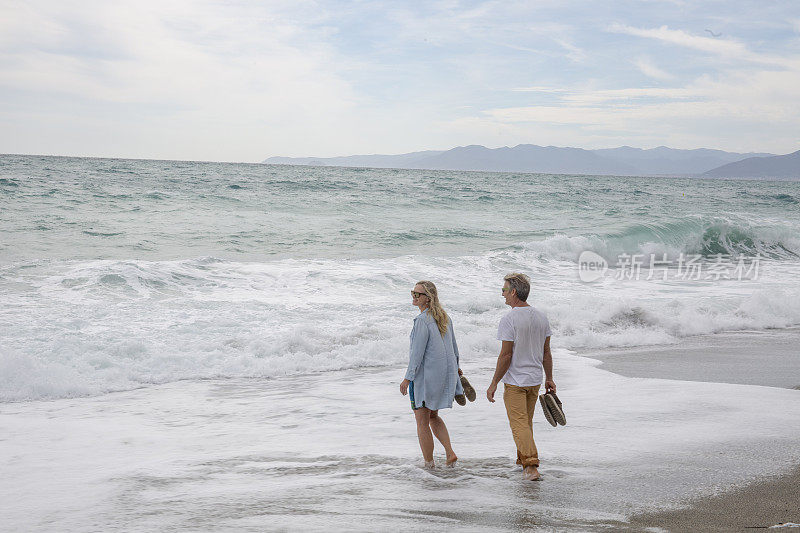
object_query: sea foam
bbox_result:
[2,248,800,402]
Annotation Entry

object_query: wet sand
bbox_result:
[584,327,800,390]
[628,467,800,532]
[583,328,800,532]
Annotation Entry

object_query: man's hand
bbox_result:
[545,379,556,394]
[400,379,409,396]
[486,382,498,403]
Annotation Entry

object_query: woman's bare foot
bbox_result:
[523,466,540,480]
[424,460,436,469]
[445,454,458,467]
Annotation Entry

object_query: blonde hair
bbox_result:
[416,280,448,336]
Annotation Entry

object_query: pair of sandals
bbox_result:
[539,391,566,426]
[455,377,567,429]
[455,375,476,405]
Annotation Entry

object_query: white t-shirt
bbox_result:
[496,306,552,387]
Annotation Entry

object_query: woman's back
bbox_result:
[408,311,462,410]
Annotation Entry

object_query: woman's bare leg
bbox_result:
[429,411,457,465]
[414,408,435,465]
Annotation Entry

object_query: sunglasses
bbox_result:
[411,291,428,298]
[502,287,512,293]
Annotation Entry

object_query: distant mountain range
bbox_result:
[703,150,800,179]
[263,144,799,178]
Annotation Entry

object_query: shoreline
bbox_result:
[626,467,800,532]
[2,327,800,531]
[582,327,800,390]
[579,327,800,531]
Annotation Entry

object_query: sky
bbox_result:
[1,0,799,162]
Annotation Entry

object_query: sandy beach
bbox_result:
[583,328,800,532]
[1,328,799,532]
[587,328,800,531]
[585,327,800,389]
[628,466,800,532]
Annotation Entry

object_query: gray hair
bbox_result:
[503,273,531,301]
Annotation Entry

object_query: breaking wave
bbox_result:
[2,251,800,403]
[519,217,800,262]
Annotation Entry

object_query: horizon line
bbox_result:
[2,141,793,165]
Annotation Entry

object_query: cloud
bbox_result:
[607,23,748,56]
[0,0,363,160]
[1,1,798,158]
[510,86,569,93]
[634,56,674,80]
[561,87,697,105]
[473,62,800,152]
[2,2,352,107]
[607,23,791,67]
[554,38,586,63]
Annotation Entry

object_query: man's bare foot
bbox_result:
[523,466,540,480]
[445,454,458,467]
[424,460,435,469]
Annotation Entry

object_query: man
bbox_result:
[486,273,555,481]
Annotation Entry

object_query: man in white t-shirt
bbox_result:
[486,273,555,481]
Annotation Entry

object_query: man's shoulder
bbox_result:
[499,310,515,324]
[528,306,548,318]
[514,305,549,323]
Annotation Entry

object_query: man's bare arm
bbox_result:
[543,336,556,393]
[492,341,514,385]
[486,340,514,402]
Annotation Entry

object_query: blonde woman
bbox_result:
[400,280,464,468]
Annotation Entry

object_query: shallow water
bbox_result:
[3,351,800,532]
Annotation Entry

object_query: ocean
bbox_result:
[2,154,800,403]
[3,154,800,532]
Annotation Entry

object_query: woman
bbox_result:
[400,280,464,468]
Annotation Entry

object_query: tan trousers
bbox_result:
[503,383,541,468]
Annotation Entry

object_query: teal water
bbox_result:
[1,154,800,402]
[2,154,799,262]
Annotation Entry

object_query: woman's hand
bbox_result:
[400,379,410,396]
